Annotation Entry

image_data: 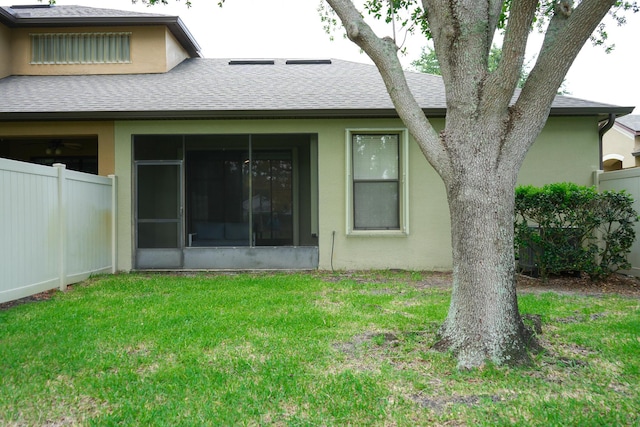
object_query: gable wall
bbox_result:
[10,25,171,76]
[112,115,599,272]
[0,23,10,78]
[165,28,189,71]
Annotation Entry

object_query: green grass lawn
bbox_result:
[0,271,638,426]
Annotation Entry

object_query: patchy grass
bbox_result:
[0,271,638,426]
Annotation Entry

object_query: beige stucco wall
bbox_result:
[113,116,600,272]
[602,125,638,169]
[0,121,115,175]
[0,23,11,79]
[10,25,180,75]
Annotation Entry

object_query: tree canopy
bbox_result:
[410,44,572,93]
[411,44,530,88]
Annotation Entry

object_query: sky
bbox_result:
[3,0,639,113]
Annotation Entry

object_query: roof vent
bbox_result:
[286,59,332,65]
[11,4,52,8]
[229,60,275,65]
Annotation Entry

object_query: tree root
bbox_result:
[432,316,544,369]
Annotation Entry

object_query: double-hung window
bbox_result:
[347,129,409,235]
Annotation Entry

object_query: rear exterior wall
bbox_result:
[112,115,599,272]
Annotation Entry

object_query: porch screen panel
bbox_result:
[186,145,251,247]
[137,164,181,249]
[252,151,293,246]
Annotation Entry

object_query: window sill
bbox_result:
[347,230,408,238]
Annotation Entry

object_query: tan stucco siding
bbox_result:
[602,125,638,169]
[114,116,601,272]
[165,28,189,71]
[10,26,172,75]
[0,23,11,78]
[0,121,115,175]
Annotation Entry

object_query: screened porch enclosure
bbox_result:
[134,134,318,269]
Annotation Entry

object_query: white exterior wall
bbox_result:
[0,159,116,303]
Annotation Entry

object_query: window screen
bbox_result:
[352,134,400,230]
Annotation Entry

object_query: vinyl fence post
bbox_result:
[54,163,67,291]
[108,174,117,274]
[593,169,603,192]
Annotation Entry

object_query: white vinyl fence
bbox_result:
[596,168,640,277]
[0,158,116,303]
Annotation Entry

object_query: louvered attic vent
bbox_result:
[30,32,131,64]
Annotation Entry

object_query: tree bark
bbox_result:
[435,164,532,368]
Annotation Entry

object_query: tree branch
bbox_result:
[487,0,505,48]
[421,0,457,85]
[504,0,616,164]
[484,0,538,111]
[326,0,452,180]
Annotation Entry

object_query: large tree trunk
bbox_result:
[325,0,618,369]
[435,167,533,368]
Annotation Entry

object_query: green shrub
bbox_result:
[514,183,638,280]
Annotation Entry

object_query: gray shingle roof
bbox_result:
[0,58,632,120]
[616,115,640,133]
[2,5,168,19]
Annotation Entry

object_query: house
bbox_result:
[0,4,634,272]
[602,115,640,171]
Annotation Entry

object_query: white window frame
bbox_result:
[345,128,409,236]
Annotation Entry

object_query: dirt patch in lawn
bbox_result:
[0,288,59,311]
[515,272,640,298]
[322,270,640,298]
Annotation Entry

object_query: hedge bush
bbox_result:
[514,182,638,280]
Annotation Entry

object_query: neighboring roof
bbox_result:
[0,58,633,121]
[615,115,640,135]
[0,4,201,57]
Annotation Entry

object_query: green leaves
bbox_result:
[515,183,638,280]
